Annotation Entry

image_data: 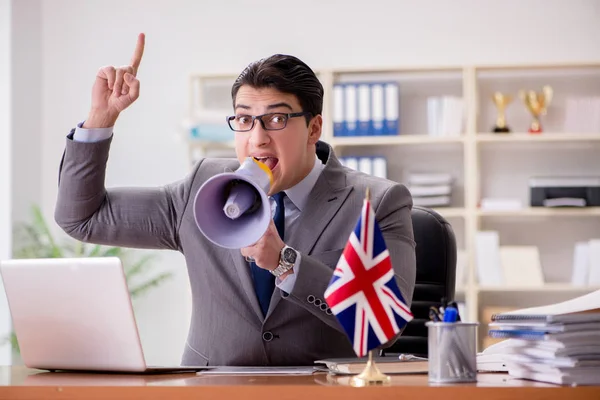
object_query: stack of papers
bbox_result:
[485,290,600,385]
[406,172,453,207]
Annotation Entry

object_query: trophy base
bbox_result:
[528,119,542,134]
[493,126,511,133]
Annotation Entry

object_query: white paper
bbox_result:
[502,289,600,316]
[197,366,317,375]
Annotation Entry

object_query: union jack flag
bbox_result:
[324,194,413,357]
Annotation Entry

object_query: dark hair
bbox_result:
[231,54,323,124]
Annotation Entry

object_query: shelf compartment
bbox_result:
[331,135,465,147]
[476,133,600,143]
[475,284,600,293]
[478,207,600,218]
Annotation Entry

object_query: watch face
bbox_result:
[283,247,297,263]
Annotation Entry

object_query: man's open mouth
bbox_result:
[255,157,279,170]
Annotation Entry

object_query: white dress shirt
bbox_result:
[72,123,325,294]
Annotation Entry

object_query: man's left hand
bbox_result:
[240,219,285,272]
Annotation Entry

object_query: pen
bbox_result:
[438,297,448,317]
[443,306,458,323]
[429,307,442,322]
[398,354,427,361]
[440,297,447,308]
[448,301,461,321]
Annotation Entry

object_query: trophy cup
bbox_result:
[519,85,553,134]
[491,92,513,133]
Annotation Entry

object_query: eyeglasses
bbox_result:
[226,112,312,132]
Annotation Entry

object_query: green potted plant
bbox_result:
[7,205,173,356]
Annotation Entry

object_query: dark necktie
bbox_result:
[250,192,286,316]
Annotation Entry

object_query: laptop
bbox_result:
[0,257,211,374]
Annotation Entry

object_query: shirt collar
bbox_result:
[280,156,324,212]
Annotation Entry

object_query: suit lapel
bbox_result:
[230,251,265,323]
[287,181,352,255]
[287,142,353,255]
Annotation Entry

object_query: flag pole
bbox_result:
[350,349,391,387]
[351,188,391,386]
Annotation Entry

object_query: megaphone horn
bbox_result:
[193,157,273,249]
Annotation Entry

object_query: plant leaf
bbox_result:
[9,332,19,354]
[86,244,104,257]
[31,205,64,258]
[100,247,124,258]
[73,241,87,257]
[129,272,173,298]
[123,253,158,279]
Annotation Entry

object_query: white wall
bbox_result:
[0,0,14,365]
[11,0,42,225]
[18,0,600,364]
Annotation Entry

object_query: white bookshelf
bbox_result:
[476,132,600,142]
[478,207,600,218]
[432,207,466,219]
[475,284,600,293]
[186,62,600,348]
[331,135,465,146]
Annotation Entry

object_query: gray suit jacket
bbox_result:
[55,132,417,366]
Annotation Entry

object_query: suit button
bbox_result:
[307,295,315,303]
[262,332,274,342]
[320,303,328,311]
[314,298,322,306]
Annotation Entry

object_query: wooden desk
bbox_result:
[0,366,599,400]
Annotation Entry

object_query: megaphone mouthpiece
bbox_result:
[223,180,260,219]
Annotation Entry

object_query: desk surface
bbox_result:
[0,366,599,400]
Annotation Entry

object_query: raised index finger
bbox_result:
[130,33,145,75]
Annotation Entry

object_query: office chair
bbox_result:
[382,206,457,357]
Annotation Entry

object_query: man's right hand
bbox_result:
[83,33,145,129]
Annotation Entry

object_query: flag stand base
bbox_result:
[350,350,391,387]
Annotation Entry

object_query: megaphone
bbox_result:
[193,157,273,249]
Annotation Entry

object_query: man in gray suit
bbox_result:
[55,33,416,366]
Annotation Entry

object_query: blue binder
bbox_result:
[344,84,358,136]
[357,83,371,136]
[333,83,345,137]
[370,83,385,136]
[384,82,399,135]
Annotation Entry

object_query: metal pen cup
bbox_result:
[426,322,478,383]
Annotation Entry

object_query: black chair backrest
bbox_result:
[383,206,457,357]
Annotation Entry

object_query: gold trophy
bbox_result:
[491,92,513,133]
[519,85,553,134]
